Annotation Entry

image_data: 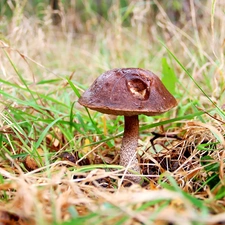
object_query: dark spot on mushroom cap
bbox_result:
[105,82,110,87]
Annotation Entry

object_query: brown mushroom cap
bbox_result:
[78,68,177,116]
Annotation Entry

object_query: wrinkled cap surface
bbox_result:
[78,68,177,116]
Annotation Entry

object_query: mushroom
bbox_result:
[78,68,177,183]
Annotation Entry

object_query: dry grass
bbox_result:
[0,0,225,224]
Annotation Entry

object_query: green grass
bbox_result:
[0,1,225,225]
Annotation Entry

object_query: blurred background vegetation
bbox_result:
[0,0,202,27]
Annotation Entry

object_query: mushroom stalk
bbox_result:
[120,115,141,182]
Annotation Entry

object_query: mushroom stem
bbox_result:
[120,115,141,183]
